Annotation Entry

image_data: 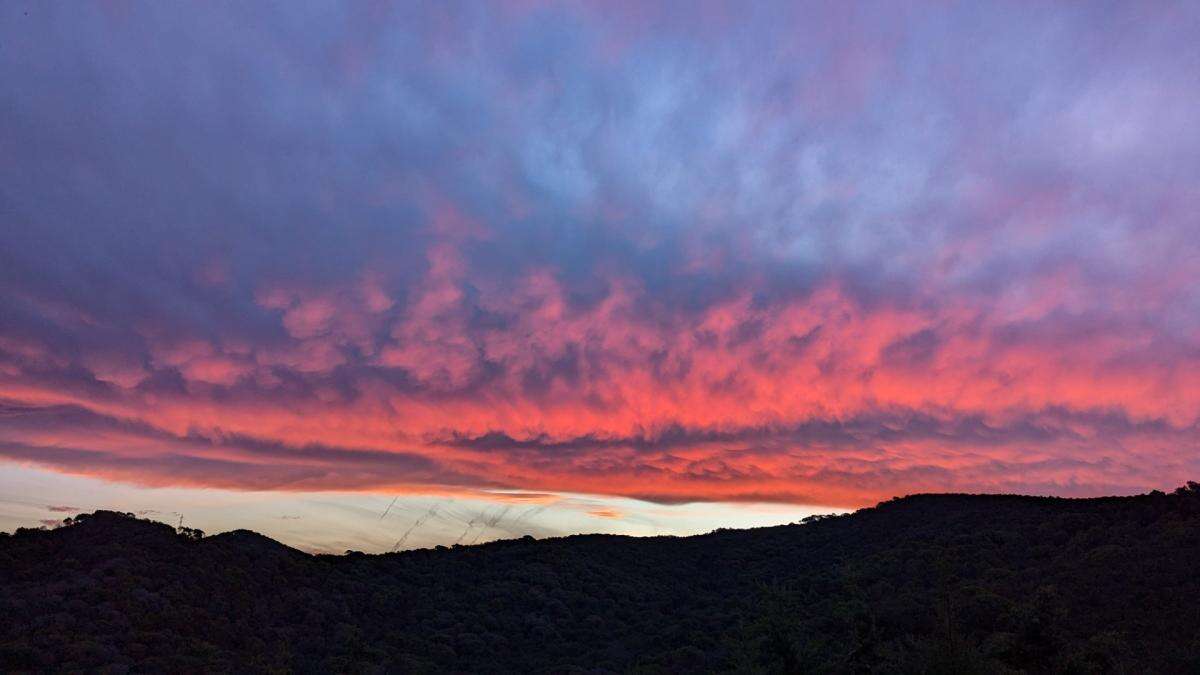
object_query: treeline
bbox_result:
[3,485,1200,672]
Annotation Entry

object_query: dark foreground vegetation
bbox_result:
[3,486,1200,673]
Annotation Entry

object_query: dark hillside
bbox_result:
[3,486,1200,673]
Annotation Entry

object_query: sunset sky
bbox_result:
[2,2,1198,551]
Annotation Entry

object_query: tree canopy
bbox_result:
[3,488,1200,672]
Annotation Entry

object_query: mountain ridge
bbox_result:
[3,486,1200,672]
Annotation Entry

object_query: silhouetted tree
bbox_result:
[3,487,1200,671]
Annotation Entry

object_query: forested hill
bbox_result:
[4,486,1200,673]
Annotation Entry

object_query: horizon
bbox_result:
[3,2,1199,553]
[12,475,1194,557]
[9,467,1193,555]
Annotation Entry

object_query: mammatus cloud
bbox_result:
[1,2,1199,508]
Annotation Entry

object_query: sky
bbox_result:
[1,1,1199,551]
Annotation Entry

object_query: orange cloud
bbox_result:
[3,272,1196,509]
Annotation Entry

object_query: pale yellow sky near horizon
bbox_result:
[0,464,845,554]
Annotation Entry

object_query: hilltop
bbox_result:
[3,486,1200,672]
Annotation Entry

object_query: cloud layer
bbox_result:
[2,2,1199,507]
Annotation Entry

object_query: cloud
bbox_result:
[1,2,1199,507]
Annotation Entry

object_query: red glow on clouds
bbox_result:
[2,2,1200,509]
[2,270,1197,507]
